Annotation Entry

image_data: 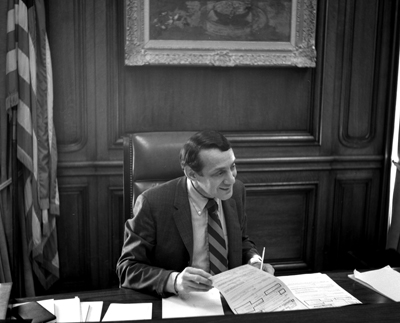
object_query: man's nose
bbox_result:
[225,169,236,184]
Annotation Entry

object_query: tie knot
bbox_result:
[205,199,218,213]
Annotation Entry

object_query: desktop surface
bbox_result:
[13,270,400,322]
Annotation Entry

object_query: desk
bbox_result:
[15,271,400,323]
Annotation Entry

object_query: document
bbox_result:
[162,287,224,318]
[102,303,152,321]
[210,265,298,314]
[14,297,103,322]
[54,297,81,322]
[36,297,103,322]
[279,272,361,308]
[348,265,400,301]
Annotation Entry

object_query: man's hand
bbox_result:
[250,262,275,275]
[175,267,213,296]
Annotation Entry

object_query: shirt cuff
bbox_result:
[165,272,179,295]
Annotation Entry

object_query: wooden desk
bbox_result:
[15,271,400,322]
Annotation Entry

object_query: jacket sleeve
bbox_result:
[116,194,174,297]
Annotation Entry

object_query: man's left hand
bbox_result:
[250,262,275,275]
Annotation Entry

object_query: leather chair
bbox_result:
[123,132,195,219]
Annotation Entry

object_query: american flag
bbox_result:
[6,0,60,290]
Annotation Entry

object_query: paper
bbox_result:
[349,265,400,301]
[102,303,152,321]
[54,297,82,322]
[81,302,103,322]
[211,265,298,314]
[162,288,224,318]
[279,272,361,309]
[35,299,101,322]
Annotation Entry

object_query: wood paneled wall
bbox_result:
[14,0,400,294]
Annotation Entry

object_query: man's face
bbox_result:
[192,148,237,200]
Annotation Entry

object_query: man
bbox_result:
[116,130,274,297]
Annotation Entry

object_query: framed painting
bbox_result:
[125,0,317,67]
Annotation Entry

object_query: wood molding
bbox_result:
[56,155,384,177]
[338,0,379,148]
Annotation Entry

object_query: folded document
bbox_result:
[348,265,400,301]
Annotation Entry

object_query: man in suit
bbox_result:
[116,130,274,297]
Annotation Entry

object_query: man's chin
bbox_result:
[219,188,233,200]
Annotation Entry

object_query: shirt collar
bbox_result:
[187,178,220,214]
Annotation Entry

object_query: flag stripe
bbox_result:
[6,50,17,74]
[17,100,32,134]
[7,7,16,32]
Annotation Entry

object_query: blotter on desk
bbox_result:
[11,302,56,323]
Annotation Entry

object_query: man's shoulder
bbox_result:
[233,179,245,193]
[141,176,185,198]
[233,179,244,189]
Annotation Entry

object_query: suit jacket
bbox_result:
[116,176,259,297]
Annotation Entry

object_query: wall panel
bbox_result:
[56,184,92,292]
[246,183,317,272]
[123,67,314,134]
[327,170,382,269]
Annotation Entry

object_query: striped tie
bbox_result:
[206,199,228,275]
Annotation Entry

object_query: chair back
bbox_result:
[123,132,195,219]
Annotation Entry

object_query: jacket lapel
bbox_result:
[172,177,194,262]
[222,198,242,268]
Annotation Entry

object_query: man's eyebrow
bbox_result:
[211,162,236,174]
[210,166,225,174]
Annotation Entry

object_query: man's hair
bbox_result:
[180,130,231,174]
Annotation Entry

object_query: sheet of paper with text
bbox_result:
[280,272,361,308]
[211,265,300,314]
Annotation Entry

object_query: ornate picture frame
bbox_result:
[125,0,317,67]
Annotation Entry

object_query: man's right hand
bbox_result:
[175,267,214,296]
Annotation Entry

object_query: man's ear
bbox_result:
[184,166,197,181]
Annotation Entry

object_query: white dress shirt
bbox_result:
[187,178,229,272]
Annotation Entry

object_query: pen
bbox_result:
[260,247,265,270]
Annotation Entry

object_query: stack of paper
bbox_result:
[210,265,361,314]
[211,265,300,314]
[279,272,361,309]
[348,265,400,301]
[32,297,153,322]
[33,297,104,322]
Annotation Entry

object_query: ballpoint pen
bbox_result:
[260,247,265,270]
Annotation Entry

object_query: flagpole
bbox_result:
[11,106,20,295]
